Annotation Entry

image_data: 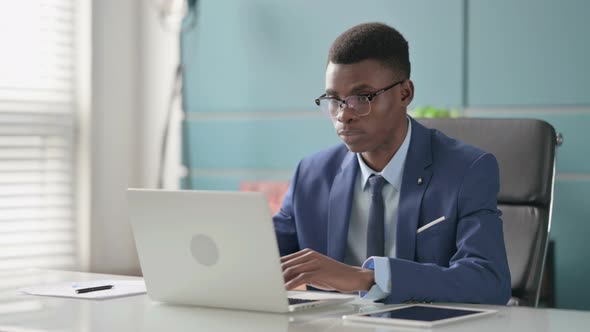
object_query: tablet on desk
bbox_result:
[342,304,497,328]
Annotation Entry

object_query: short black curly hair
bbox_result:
[328,22,410,79]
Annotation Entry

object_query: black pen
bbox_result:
[75,285,114,294]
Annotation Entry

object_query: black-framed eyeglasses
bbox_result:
[314,80,405,118]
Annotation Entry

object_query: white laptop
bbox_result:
[127,189,354,313]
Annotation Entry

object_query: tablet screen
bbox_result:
[361,305,484,322]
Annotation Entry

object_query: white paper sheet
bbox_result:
[18,279,146,300]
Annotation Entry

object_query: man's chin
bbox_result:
[343,142,366,153]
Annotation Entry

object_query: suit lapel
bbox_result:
[396,118,433,261]
[327,151,358,261]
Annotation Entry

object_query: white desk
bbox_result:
[1,269,589,332]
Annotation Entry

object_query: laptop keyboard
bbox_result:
[288,298,319,305]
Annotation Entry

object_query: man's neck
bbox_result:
[361,118,409,172]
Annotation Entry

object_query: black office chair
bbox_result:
[418,118,561,307]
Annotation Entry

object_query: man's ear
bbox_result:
[400,80,414,107]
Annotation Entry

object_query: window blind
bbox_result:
[0,1,78,271]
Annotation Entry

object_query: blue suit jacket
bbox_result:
[273,117,511,304]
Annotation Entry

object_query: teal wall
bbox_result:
[467,0,590,106]
[181,0,590,310]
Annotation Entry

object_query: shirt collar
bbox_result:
[357,116,412,192]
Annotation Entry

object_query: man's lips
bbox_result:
[337,129,365,136]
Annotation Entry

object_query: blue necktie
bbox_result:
[366,175,388,258]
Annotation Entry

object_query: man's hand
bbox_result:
[281,248,375,293]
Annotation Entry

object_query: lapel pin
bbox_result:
[417,177,423,185]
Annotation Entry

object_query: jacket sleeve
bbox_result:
[384,153,512,305]
[272,161,301,257]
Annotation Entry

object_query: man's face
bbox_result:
[325,59,413,154]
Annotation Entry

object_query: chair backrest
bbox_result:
[417,118,558,307]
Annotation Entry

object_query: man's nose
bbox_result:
[337,104,358,123]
